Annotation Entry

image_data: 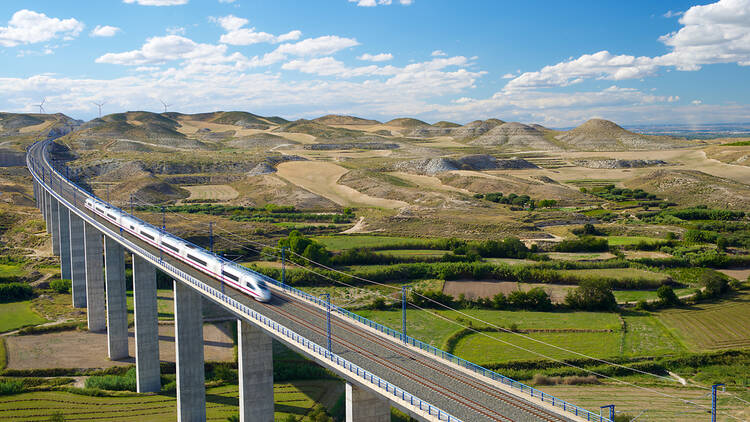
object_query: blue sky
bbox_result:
[1,0,749,126]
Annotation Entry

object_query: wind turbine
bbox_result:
[93,101,105,118]
[159,99,171,113]
[35,98,46,114]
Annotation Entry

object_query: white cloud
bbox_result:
[259,35,359,66]
[657,0,750,69]
[501,73,516,79]
[431,50,447,57]
[213,15,302,46]
[663,10,683,18]
[348,0,412,6]
[219,0,236,3]
[692,99,703,105]
[90,25,120,37]
[506,51,658,89]
[96,35,240,66]
[506,0,750,90]
[0,9,84,47]
[166,26,186,35]
[123,0,188,5]
[358,53,393,62]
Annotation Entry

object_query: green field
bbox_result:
[313,235,426,251]
[357,308,621,348]
[621,314,685,356]
[657,292,750,351]
[559,268,669,282]
[0,263,27,279]
[0,301,48,333]
[0,381,342,421]
[454,330,622,364]
[613,288,693,303]
[600,236,662,246]
[378,249,448,257]
[126,289,175,321]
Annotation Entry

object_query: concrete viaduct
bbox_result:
[28,139,610,422]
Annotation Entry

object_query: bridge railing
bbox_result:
[27,141,463,422]
[33,140,610,422]
[255,255,611,422]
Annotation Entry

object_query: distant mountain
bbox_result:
[313,114,381,126]
[432,121,461,128]
[385,118,430,129]
[0,112,81,143]
[554,119,690,151]
[469,122,560,150]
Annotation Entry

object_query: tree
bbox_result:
[700,271,728,298]
[657,285,681,306]
[565,280,617,311]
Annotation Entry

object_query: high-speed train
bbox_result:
[85,197,272,302]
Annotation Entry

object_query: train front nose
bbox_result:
[260,288,272,302]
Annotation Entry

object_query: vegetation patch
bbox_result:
[0,301,48,333]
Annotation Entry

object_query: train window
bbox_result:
[246,282,253,289]
[187,254,207,266]
[130,225,135,230]
[107,213,117,219]
[221,270,239,282]
[162,242,179,253]
[96,207,104,213]
[184,244,195,249]
[140,231,155,240]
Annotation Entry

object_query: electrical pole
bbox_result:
[281,247,288,286]
[209,221,213,253]
[712,384,724,422]
[402,285,411,343]
[322,293,332,353]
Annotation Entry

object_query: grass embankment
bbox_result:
[0,302,48,333]
[0,381,342,421]
[125,289,175,321]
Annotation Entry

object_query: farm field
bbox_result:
[558,268,670,282]
[613,288,693,303]
[546,252,616,261]
[312,235,428,251]
[182,184,238,201]
[0,380,343,421]
[453,330,622,364]
[600,236,662,246]
[378,249,449,257]
[0,301,48,333]
[357,308,621,348]
[621,314,685,356]
[657,292,750,351]
[443,280,574,303]
[275,161,407,209]
[540,384,749,422]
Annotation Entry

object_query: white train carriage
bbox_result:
[84,197,272,302]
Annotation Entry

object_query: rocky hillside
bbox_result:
[394,154,538,175]
[627,169,750,209]
[313,114,380,126]
[555,119,690,151]
[469,122,560,150]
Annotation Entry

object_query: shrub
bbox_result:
[554,236,609,253]
[565,280,617,311]
[48,412,65,422]
[0,283,34,303]
[700,272,729,298]
[85,368,136,391]
[0,380,24,395]
[49,279,71,294]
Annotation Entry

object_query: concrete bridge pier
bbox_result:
[174,281,206,422]
[44,190,51,234]
[84,222,106,332]
[238,320,274,422]
[345,382,391,422]
[132,255,161,393]
[104,237,129,360]
[69,213,87,308]
[58,206,71,280]
[50,197,60,256]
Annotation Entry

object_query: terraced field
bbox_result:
[0,381,342,421]
[657,292,750,351]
